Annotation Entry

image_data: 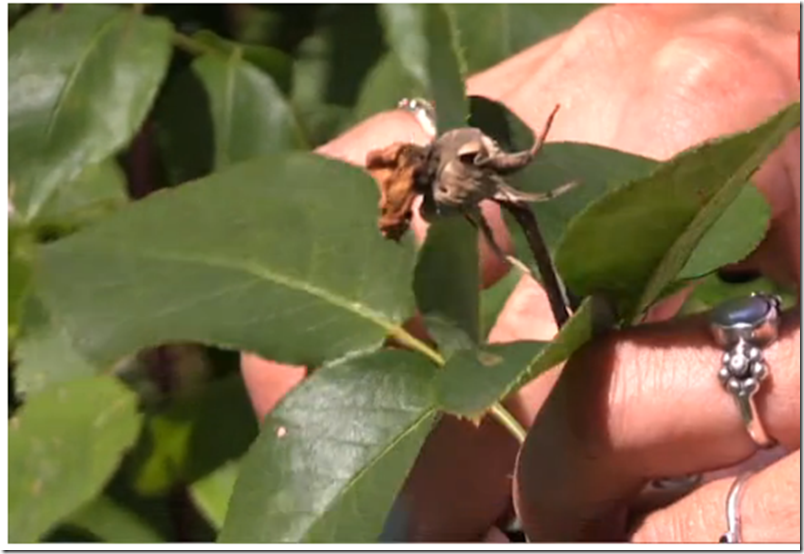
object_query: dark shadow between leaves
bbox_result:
[154,66,216,186]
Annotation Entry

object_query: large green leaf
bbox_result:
[9,5,172,221]
[436,297,602,418]
[379,4,467,132]
[555,102,800,321]
[676,184,770,280]
[413,218,480,357]
[9,376,143,542]
[128,375,257,495]
[219,350,438,542]
[452,4,599,73]
[158,52,306,185]
[36,153,420,368]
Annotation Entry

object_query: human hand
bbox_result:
[242,3,801,542]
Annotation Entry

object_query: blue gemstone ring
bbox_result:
[709,293,782,448]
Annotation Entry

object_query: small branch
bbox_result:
[391,328,445,367]
[490,403,526,444]
[499,201,571,329]
[171,32,217,58]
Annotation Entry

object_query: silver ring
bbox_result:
[718,470,754,543]
[708,293,781,448]
[398,97,437,139]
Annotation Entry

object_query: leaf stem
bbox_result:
[171,32,216,58]
[394,328,525,443]
[490,403,526,444]
[391,330,445,366]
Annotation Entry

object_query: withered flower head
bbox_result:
[365,142,429,241]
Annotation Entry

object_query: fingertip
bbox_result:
[488,275,559,343]
[240,353,307,422]
[315,110,432,166]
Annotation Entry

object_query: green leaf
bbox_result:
[9,5,172,221]
[37,153,420,368]
[436,297,603,418]
[9,376,143,542]
[9,226,34,344]
[413,218,480,357]
[219,350,438,543]
[14,297,101,397]
[480,268,522,339]
[352,52,425,123]
[192,29,293,93]
[290,5,386,146]
[64,496,165,543]
[36,160,129,230]
[158,52,306,185]
[676,184,771,280]
[190,461,240,531]
[128,375,257,496]
[555,102,800,321]
[452,4,599,73]
[379,4,467,132]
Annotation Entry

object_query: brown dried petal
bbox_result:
[365,142,428,241]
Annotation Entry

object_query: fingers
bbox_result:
[240,353,306,421]
[513,309,800,541]
[316,109,432,164]
[631,450,801,542]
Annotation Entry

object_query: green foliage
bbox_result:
[436,297,605,418]
[36,154,420,369]
[8,3,798,545]
[556,103,798,322]
[9,5,172,222]
[127,374,257,496]
[219,350,438,542]
[63,496,166,543]
[9,225,34,343]
[13,297,101,397]
[157,50,305,185]
[9,377,142,542]
[414,218,480,357]
[379,4,468,131]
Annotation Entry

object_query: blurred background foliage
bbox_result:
[149,3,600,147]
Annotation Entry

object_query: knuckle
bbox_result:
[650,22,788,103]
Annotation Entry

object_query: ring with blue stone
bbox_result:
[709,293,782,448]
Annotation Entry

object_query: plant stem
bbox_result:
[392,329,444,366]
[500,201,571,328]
[171,32,217,58]
[490,402,526,443]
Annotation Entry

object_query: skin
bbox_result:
[241,4,800,542]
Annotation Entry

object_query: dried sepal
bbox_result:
[365,142,428,241]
